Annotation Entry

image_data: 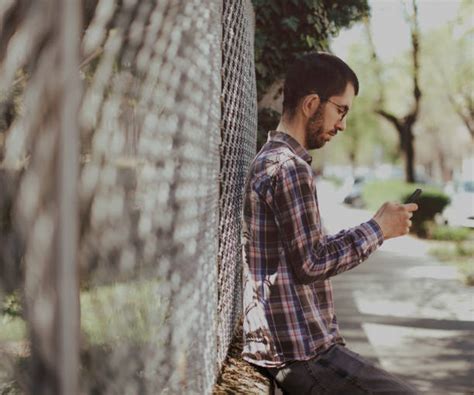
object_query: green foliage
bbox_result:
[318,36,401,167]
[429,240,474,286]
[347,43,401,159]
[256,108,280,151]
[429,225,472,242]
[457,263,473,286]
[0,315,25,342]
[414,2,474,179]
[322,175,344,187]
[361,180,450,237]
[361,180,441,211]
[2,292,22,318]
[252,0,370,100]
[80,279,168,345]
[455,240,474,258]
[334,91,395,166]
[401,191,450,237]
[253,1,371,157]
[0,279,169,345]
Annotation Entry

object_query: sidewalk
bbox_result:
[318,184,474,394]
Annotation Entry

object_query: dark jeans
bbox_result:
[265,345,418,394]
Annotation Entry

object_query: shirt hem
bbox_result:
[242,338,345,368]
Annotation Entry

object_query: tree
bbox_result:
[434,0,474,140]
[337,41,400,170]
[365,0,421,183]
[253,0,370,99]
[414,0,473,181]
[252,0,371,150]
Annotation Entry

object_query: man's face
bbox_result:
[304,83,355,150]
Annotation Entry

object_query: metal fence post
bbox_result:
[57,0,82,394]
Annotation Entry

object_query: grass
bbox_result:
[0,278,170,392]
[80,279,169,346]
[429,224,472,242]
[361,179,443,211]
[426,224,474,286]
[0,278,169,346]
[428,239,474,286]
[0,316,25,343]
[322,175,344,187]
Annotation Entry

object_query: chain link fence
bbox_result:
[0,0,256,393]
[218,0,257,371]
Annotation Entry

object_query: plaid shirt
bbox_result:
[241,131,384,367]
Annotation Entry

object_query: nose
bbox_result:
[336,117,347,131]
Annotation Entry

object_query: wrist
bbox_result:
[371,217,387,240]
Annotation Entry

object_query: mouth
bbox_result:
[329,130,337,137]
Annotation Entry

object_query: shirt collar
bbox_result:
[267,131,313,164]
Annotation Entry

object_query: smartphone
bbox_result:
[406,188,422,203]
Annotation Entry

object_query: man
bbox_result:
[241,52,418,394]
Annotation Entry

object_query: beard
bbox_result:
[305,106,327,150]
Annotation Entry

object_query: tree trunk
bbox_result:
[365,0,421,183]
[403,127,416,183]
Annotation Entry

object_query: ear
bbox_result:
[300,94,321,119]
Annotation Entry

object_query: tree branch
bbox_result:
[375,109,402,132]
[363,17,385,107]
[447,93,474,139]
[409,0,421,118]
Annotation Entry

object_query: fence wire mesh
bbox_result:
[0,0,256,394]
[218,0,257,370]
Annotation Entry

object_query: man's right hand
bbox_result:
[372,202,418,240]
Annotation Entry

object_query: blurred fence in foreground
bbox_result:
[0,0,256,393]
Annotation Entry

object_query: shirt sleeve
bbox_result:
[271,158,383,284]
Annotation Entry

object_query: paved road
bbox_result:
[318,181,474,394]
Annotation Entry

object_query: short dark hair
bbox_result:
[282,52,359,119]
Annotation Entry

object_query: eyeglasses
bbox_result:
[321,98,349,121]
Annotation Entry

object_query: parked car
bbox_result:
[437,180,474,228]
